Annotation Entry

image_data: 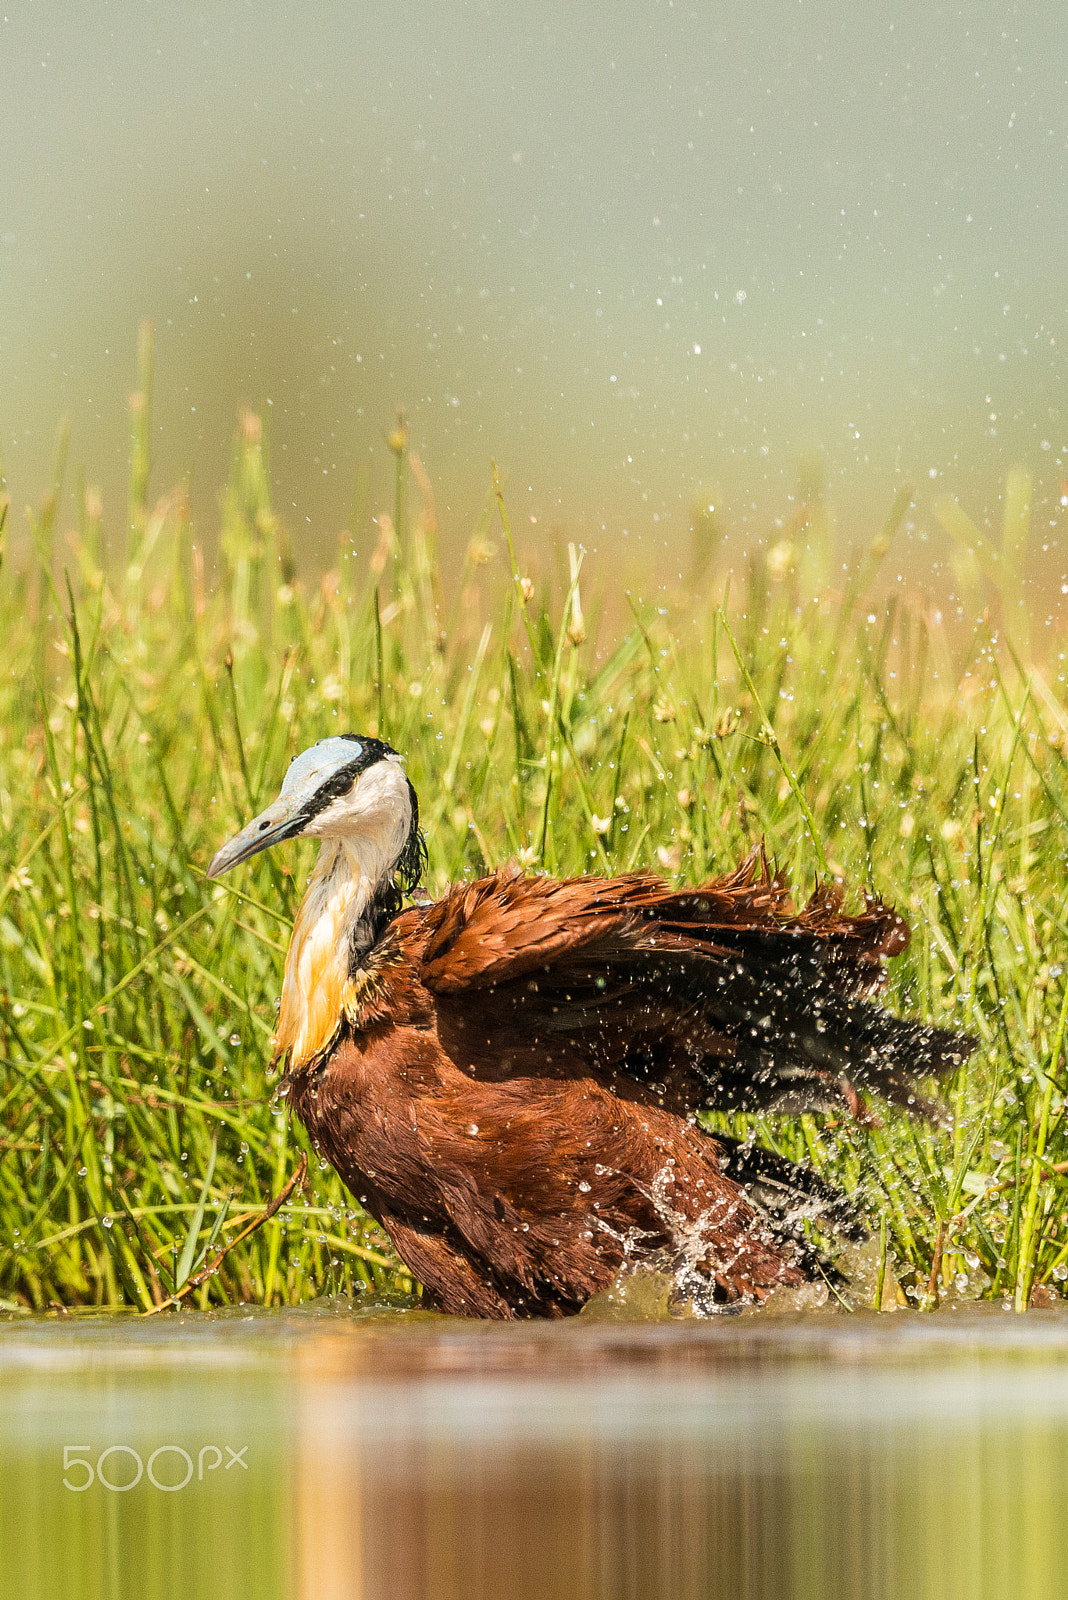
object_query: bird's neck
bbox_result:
[273,839,393,1071]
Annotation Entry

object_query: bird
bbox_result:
[207,733,974,1318]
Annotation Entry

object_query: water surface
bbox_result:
[4,1303,1068,1600]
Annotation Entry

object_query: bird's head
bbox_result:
[206,734,425,892]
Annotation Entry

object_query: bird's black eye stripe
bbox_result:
[295,759,365,825]
[293,737,401,827]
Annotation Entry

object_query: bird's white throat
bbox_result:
[273,756,413,1070]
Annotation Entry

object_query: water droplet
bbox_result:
[466,1123,479,1136]
[578,1180,591,1193]
[78,1166,87,1177]
[101,1215,113,1228]
[229,1032,241,1047]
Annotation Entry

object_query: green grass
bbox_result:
[2,335,1067,1315]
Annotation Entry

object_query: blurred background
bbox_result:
[0,0,1064,588]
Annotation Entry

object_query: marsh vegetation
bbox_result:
[1,337,1066,1316]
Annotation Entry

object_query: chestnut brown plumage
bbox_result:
[208,733,974,1317]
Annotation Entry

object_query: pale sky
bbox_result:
[0,1,1064,582]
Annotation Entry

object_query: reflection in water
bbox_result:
[3,1308,1068,1600]
[1,1350,291,1600]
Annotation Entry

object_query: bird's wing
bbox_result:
[417,851,973,1120]
[418,864,657,992]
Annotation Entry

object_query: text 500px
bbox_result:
[62,1444,249,1491]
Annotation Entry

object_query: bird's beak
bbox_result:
[206,793,307,879]
[207,736,368,879]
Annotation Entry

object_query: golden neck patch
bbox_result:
[273,842,375,1071]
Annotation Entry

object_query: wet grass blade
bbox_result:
[174,1135,218,1292]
